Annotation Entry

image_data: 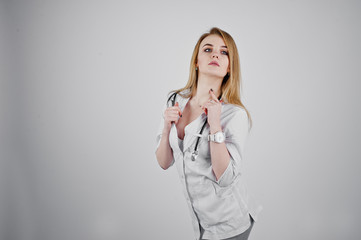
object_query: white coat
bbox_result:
[156,90,262,240]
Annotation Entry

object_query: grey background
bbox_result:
[1,0,360,239]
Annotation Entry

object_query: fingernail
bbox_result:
[180,114,182,117]
[210,88,213,92]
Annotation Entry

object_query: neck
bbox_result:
[192,74,222,107]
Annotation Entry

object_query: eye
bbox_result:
[204,48,212,52]
[221,50,229,55]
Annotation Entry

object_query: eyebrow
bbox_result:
[202,43,227,48]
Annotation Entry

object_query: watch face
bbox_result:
[215,132,225,143]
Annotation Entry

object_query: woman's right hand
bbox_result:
[163,102,182,131]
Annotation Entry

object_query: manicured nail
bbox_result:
[210,88,213,92]
[180,114,182,117]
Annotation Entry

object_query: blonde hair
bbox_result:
[172,27,252,128]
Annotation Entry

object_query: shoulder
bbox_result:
[222,103,248,119]
[221,104,250,131]
[178,88,191,98]
[166,89,190,106]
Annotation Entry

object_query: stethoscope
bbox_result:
[167,92,220,161]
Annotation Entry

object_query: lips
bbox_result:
[208,61,220,67]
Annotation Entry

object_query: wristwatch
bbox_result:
[208,131,225,143]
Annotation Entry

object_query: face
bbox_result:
[196,34,230,79]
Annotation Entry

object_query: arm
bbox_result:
[203,90,249,183]
[209,125,231,181]
[155,102,182,170]
[156,127,174,170]
[202,90,231,180]
[212,107,250,186]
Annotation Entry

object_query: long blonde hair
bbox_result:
[172,27,252,128]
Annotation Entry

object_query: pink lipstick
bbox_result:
[208,61,220,66]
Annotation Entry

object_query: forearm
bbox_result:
[209,125,230,180]
[156,128,174,170]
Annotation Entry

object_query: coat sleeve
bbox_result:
[216,107,250,187]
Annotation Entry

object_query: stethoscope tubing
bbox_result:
[168,92,216,161]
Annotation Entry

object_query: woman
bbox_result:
[155,27,262,240]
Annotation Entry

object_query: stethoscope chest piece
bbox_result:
[191,151,198,161]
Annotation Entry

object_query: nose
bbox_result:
[212,52,219,58]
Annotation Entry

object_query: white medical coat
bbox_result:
[156,91,262,240]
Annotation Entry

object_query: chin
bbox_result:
[204,70,227,78]
[205,71,227,79]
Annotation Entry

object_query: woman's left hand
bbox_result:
[202,89,223,133]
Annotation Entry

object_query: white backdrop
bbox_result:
[1,0,361,239]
